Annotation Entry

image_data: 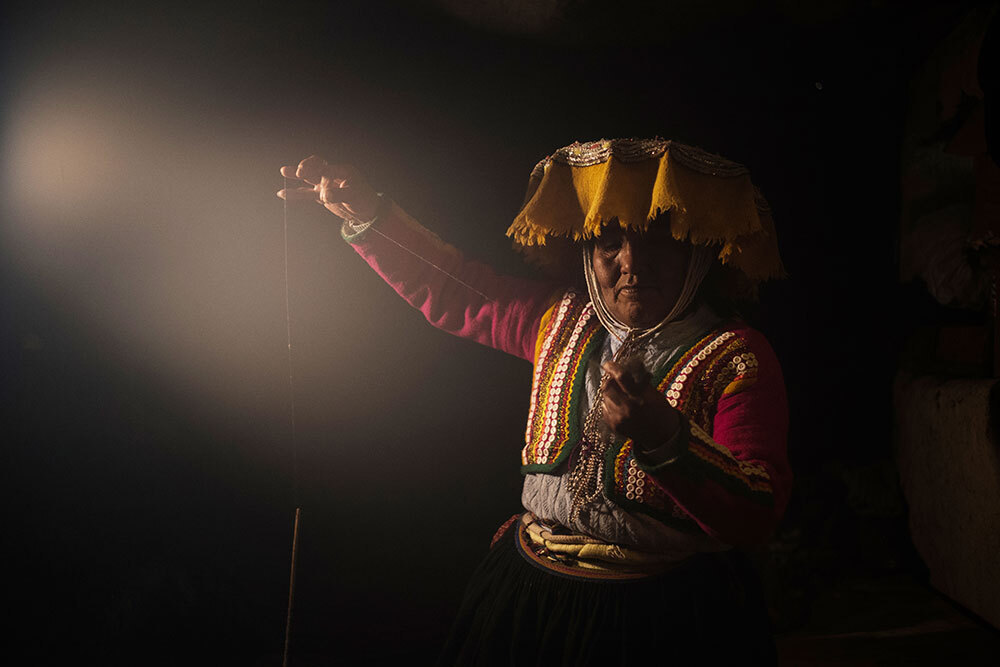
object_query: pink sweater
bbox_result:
[343,201,791,547]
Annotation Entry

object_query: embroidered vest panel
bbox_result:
[521,290,762,531]
[521,291,605,471]
[606,328,762,530]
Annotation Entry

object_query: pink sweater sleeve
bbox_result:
[638,327,791,546]
[341,200,561,362]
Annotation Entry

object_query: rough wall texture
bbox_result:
[893,372,1000,628]
[898,6,996,310]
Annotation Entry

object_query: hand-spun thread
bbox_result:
[368,226,496,304]
[282,176,298,505]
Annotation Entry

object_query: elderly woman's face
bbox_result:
[591,219,691,328]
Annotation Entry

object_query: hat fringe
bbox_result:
[507,141,785,283]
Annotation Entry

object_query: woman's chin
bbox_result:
[616,301,667,329]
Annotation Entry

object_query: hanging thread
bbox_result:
[368,225,496,304]
[278,182,503,665]
[282,507,301,667]
[281,176,302,667]
[282,176,299,504]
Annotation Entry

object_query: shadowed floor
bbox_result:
[775,574,1000,666]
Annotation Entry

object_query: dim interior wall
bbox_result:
[893,372,1000,628]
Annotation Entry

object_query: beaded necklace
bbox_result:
[566,242,713,525]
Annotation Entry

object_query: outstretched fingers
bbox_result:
[318,184,369,208]
[277,184,368,206]
[277,156,376,220]
[282,155,359,186]
[277,186,320,201]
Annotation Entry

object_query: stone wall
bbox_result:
[893,372,1000,628]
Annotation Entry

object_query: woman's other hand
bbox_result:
[601,360,682,453]
[276,155,379,222]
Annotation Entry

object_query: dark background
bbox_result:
[0,1,983,664]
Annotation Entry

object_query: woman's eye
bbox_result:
[596,237,622,252]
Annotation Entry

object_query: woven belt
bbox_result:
[514,513,686,582]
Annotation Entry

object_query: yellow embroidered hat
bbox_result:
[507,138,784,283]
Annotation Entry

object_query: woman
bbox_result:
[278,138,790,665]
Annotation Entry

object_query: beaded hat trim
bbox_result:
[532,138,749,175]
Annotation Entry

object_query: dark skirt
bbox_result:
[438,523,776,666]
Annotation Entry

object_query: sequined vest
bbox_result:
[520,290,759,530]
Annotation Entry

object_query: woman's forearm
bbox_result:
[343,199,562,362]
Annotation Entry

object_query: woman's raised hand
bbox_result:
[600,360,683,454]
[277,155,380,223]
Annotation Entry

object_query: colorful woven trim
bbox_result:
[650,328,772,506]
[686,422,773,504]
[602,329,720,530]
[606,439,704,532]
[604,327,773,522]
[658,330,756,417]
[521,295,774,519]
[521,291,605,472]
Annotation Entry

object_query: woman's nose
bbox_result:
[619,240,634,273]
[619,234,647,274]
